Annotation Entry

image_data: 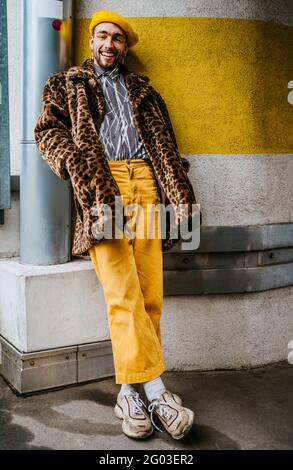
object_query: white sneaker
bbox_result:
[148,390,194,440]
[114,391,153,439]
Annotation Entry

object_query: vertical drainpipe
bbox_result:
[20,0,73,265]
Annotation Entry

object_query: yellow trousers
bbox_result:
[88,159,166,384]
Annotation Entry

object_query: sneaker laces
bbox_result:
[148,399,174,433]
[128,392,147,416]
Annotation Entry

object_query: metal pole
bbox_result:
[20,0,73,265]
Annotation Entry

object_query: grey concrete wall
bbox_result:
[7,0,21,176]
[187,154,293,226]
[162,286,293,371]
[0,192,19,258]
[75,0,293,25]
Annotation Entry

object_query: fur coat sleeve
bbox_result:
[151,88,191,174]
[34,74,79,181]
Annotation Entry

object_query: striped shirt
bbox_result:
[94,63,149,161]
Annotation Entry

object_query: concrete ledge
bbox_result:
[0,258,109,351]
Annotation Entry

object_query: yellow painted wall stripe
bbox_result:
[75,17,293,154]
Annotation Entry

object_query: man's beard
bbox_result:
[95,49,123,69]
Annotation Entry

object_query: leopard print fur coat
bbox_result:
[34,58,198,256]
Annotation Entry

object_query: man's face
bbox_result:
[90,22,128,69]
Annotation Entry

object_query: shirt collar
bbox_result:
[93,62,120,81]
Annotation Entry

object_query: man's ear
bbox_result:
[89,37,94,51]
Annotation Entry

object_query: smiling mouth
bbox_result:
[100,51,116,58]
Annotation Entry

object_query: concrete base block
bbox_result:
[0,258,109,352]
[77,341,115,383]
[1,258,293,393]
[0,337,77,393]
[0,336,115,394]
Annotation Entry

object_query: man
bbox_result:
[35,10,197,440]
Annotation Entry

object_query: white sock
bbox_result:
[143,376,166,402]
[120,384,137,396]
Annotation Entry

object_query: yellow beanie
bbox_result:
[89,10,139,47]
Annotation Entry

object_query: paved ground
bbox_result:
[0,361,292,450]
